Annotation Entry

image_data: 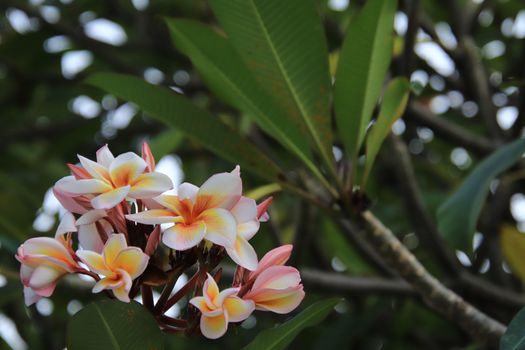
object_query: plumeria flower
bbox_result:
[242,245,304,314]
[126,168,246,251]
[16,236,79,306]
[190,273,254,339]
[250,244,292,279]
[76,233,149,302]
[55,145,173,210]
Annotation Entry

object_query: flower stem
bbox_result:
[153,267,182,315]
[162,269,201,313]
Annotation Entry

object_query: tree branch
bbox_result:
[356,211,505,347]
[384,135,461,275]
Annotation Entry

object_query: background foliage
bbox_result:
[1,0,525,349]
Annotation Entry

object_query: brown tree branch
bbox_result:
[356,211,505,347]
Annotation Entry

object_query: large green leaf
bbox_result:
[242,298,341,350]
[362,77,410,186]
[86,73,283,182]
[501,307,525,350]
[210,0,335,174]
[334,0,396,162]
[165,19,314,171]
[67,300,164,350]
[437,138,525,252]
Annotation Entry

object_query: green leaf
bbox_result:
[362,77,410,186]
[501,307,525,350]
[86,73,283,182]
[210,0,335,174]
[334,0,397,162]
[148,130,184,159]
[67,300,164,350]
[165,19,314,170]
[242,298,341,350]
[437,138,525,252]
[245,183,282,201]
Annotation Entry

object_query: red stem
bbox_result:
[162,269,202,313]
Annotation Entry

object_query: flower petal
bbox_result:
[216,287,240,306]
[103,233,128,266]
[91,186,130,209]
[154,195,191,216]
[256,197,273,222]
[55,212,77,237]
[100,270,133,302]
[200,313,228,339]
[128,172,173,199]
[231,197,257,223]
[247,286,304,314]
[57,178,112,195]
[76,209,107,225]
[53,179,89,214]
[78,155,110,181]
[112,247,149,279]
[226,235,258,271]
[76,249,107,274]
[177,182,199,202]
[96,144,115,168]
[23,286,42,306]
[20,264,33,285]
[78,223,105,253]
[92,275,121,293]
[199,208,237,248]
[251,245,293,279]
[196,172,242,211]
[141,142,155,171]
[126,209,179,225]
[112,283,131,303]
[223,296,254,322]
[190,296,222,317]
[162,221,206,251]
[28,265,64,289]
[237,221,260,241]
[253,266,301,291]
[109,152,147,187]
[203,273,220,307]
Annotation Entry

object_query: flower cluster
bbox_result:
[15,144,304,339]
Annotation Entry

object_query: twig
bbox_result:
[163,269,201,313]
[141,285,154,311]
[153,267,183,314]
[300,268,414,297]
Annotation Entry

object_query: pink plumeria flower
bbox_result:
[126,168,246,251]
[242,245,304,314]
[243,266,304,314]
[190,273,254,339]
[16,236,79,306]
[250,244,292,280]
[76,233,149,302]
[55,145,173,210]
